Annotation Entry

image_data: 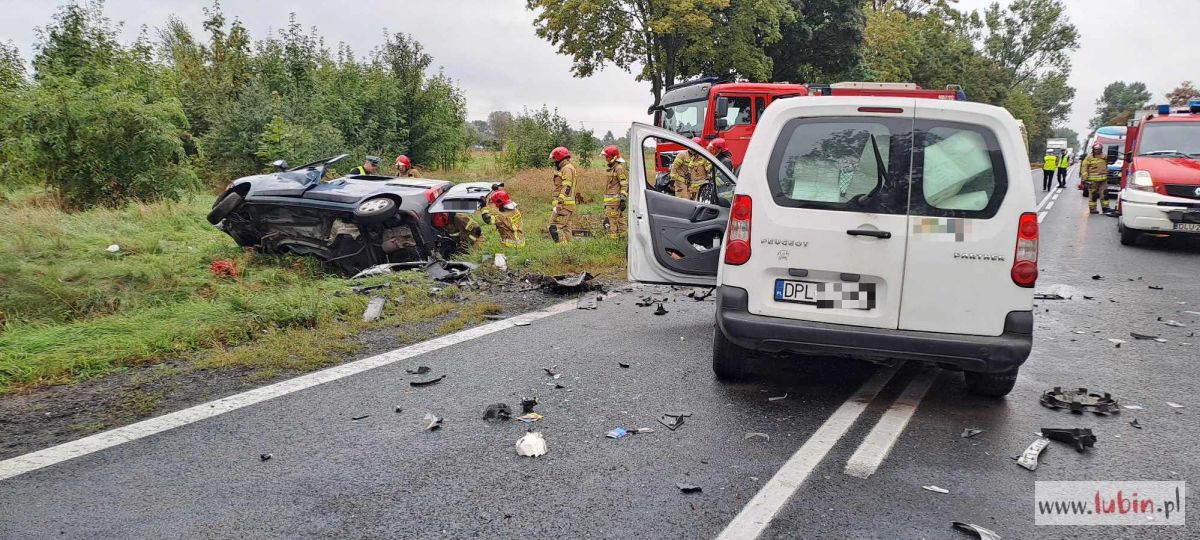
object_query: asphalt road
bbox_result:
[2,169,1198,539]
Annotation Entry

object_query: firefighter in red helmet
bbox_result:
[394,155,420,177]
[548,146,575,242]
[601,145,628,235]
[481,189,525,248]
[707,138,734,173]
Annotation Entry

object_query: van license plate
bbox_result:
[773,280,876,310]
[1173,222,1200,233]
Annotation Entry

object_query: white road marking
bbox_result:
[0,298,582,482]
[843,369,940,479]
[716,365,900,540]
[1046,201,1055,210]
[1038,211,1048,223]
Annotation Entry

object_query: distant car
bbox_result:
[206,154,496,274]
[625,97,1036,397]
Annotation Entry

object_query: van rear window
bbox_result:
[910,121,1007,219]
[764,117,913,215]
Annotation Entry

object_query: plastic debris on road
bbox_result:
[1164,320,1186,327]
[1091,274,1103,280]
[658,412,691,431]
[960,428,983,438]
[1130,332,1159,340]
[606,428,629,439]
[483,403,512,421]
[362,296,386,322]
[768,393,788,402]
[260,453,272,462]
[1166,402,1184,409]
[1122,404,1143,410]
[515,432,547,457]
[951,521,1002,540]
[422,413,442,431]
[922,485,950,494]
[517,412,544,423]
[1108,338,1126,348]
[744,432,770,441]
[210,259,237,278]
[676,482,702,494]
[521,398,538,413]
[1040,428,1096,452]
[106,244,121,253]
[513,321,531,326]
[349,262,427,279]
[424,260,477,282]
[618,362,630,368]
[687,287,714,301]
[1033,293,1069,300]
[493,253,507,272]
[410,374,445,387]
[406,365,431,375]
[351,414,370,421]
[654,303,669,316]
[1016,438,1051,471]
[577,294,599,310]
[1129,419,1142,429]
[1040,387,1120,414]
[1148,285,1164,290]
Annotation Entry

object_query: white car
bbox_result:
[626,97,1037,396]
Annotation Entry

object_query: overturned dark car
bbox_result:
[207,154,496,274]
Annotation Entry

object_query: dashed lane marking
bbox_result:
[843,368,940,479]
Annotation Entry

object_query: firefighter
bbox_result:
[548,146,576,243]
[686,137,712,200]
[1042,151,1057,191]
[444,212,483,253]
[349,155,381,175]
[1081,143,1110,215]
[395,155,421,177]
[481,189,525,248]
[601,145,628,236]
[668,145,693,199]
[708,138,735,173]
[1056,150,1070,188]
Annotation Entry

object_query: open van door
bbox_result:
[627,123,737,286]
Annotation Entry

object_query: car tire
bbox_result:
[712,327,750,381]
[964,368,1018,397]
[1119,223,1140,246]
[207,192,243,225]
[354,197,397,225]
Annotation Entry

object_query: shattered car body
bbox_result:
[207,154,497,274]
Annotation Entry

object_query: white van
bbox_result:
[627,97,1037,396]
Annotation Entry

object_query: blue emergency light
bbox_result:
[1189,98,1200,113]
[1158,104,1172,115]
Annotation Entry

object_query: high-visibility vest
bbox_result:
[1043,155,1057,171]
[1058,154,1070,168]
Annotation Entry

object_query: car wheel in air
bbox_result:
[354,197,397,225]
[712,327,750,381]
[964,368,1018,397]
[206,192,243,225]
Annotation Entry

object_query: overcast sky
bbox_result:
[3,0,1199,139]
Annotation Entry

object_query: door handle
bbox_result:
[846,229,891,239]
[689,206,718,222]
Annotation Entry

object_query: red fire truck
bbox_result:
[1115,99,1200,245]
[647,77,966,174]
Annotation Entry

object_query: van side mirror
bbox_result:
[715,97,730,120]
[1106,146,1119,164]
[715,118,729,131]
[272,159,289,172]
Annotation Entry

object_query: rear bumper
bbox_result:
[715,286,1032,373]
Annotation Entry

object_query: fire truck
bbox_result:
[647,77,966,174]
[1114,99,1200,245]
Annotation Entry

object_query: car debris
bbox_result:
[1148,285,1164,290]
[521,398,539,413]
[768,393,788,402]
[1016,438,1051,471]
[394,406,403,413]
[406,365,431,375]
[636,428,655,434]
[351,414,370,421]
[658,412,691,431]
[362,296,386,322]
[635,296,665,307]
[1164,320,1186,327]
[687,288,714,301]
[351,283,389,295]
[543,272,594,292]
[654,303,669,316]
[1082,295,1094,300]
[1166,402,1184,409]
[618,362,630,368]
[1033,293,1069,300]
[1108,338,1126,348]
[493,253,508,272]
[1129,419,1142,429]
[517,412,543,423]
[1040,428,1096,452]
[922,485,950,494]
[350,262,428,279]
[513,321,531,327]
[744,432,770,441]
[1091,274,1103,280]
[1040,387,1121,414]
[483,403,512,421]
[515,431,547,457]
[1130,332,1159,340]
[675,482,703,494]
[106,244,121,253]
[210,259,237,278]
[410,374,445,387]
[543,366,559,376]
[1183,310,1200,317]
[260,453,273,462]
[951,521,1002,540]
[577,294,599,310]
[424,260,476,282]
[606,428,630,439]
[422,413,443,431]
[960,428,984,438]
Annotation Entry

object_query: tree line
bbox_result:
[0,1,471,209]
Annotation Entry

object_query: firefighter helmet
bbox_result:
[550,146,571,162]
[708,138,727,153]
[602,145,620,161]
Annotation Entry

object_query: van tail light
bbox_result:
[431,212,449,229]
[1011,212,1038,288]
[425,187,442,203]
[724,195,752,265]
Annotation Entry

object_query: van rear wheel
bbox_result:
[712,327,750,381]
[1119,223,1140,246]
[964,368,1018,397]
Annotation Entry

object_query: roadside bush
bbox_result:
[500,106,597,170]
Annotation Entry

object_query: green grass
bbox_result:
[0,163,628,395]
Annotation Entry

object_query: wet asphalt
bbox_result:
[1,170,1198,539]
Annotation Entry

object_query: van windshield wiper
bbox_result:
[1141,150,1188,157]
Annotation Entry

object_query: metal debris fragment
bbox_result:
[1016,438,1051,471]
[424,260,477,282]
[1040,428,1096,452]
[349,262,427,279]
[1164,320,1186,327]
[960,428,983,438]
[1130,332,1159,340]
[1148,285,1163,290]
[515,431,547,457]
[618,362,630,368]
[422,413,442,431]
[676,482,702,494]
[658,411,691,431]
[951,521,1002,540]
[1166,402,1184,409]
[1108,339,1126,347]
[1040,387,1120,414]
[1129,419,1142,429]
[1091,274,1102,280]
[260,453,272,462]
[922,485,950,494]
[1034,293,1069,300]
[513,321,531,326]
[768,393,788,402]
[362,296,386,321]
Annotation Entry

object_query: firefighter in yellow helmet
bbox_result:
[548,146,576,243]
[480,189,525,248]
[1081,143,1110,214]
[601,145,628,235]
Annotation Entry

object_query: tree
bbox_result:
[1166,81,1200,107]
[487,110,513,145]
[979,0,1078,90]
[526,0,792,103]
[0,41,27,90]
[767,0,864,82]
[1089,81,1150,128]
[32,0,120,86]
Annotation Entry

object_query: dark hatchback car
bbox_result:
[206,154,496,274]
